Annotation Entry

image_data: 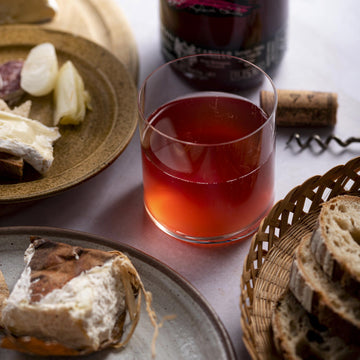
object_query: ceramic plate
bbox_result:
[0,226,236,360]
[0,25,138,204]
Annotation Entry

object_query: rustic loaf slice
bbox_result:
[0,152,23,179]
[272,290,360,360]
[310,195,360,296]
[0,270,9,328]
[289,233,360,342]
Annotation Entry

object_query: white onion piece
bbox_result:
[20,42,58,97]
[53,60,90,126]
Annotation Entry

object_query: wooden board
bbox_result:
[41,0,139,82]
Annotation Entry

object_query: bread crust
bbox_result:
[0,270,9,328]
[310,195,360,296]
[289,234,360,342]
[272,291,360,360]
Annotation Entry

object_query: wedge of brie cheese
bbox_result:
[0,110,60,175]
[0,0,58,24]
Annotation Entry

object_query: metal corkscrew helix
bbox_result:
[286,133,360,150]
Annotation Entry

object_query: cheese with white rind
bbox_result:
[0,0,58,24]
[0,110,60,174]
[21,42,58,97]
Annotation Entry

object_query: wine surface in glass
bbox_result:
[141,93,274,242]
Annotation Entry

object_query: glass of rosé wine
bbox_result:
[138,54,277,245]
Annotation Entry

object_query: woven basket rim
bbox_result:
[240,156,360,360]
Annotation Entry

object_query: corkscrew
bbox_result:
[286,133,360,150]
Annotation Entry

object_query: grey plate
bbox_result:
[0,226,236,360]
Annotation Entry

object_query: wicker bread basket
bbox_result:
[240,156,360,360]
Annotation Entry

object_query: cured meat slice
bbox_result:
[0,60,24,104]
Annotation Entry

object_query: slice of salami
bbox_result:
[0,60,25,105]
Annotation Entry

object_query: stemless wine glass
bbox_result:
[138,54,277,245]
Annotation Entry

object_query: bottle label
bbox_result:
[166,0,259,17]
[161,24,287,75]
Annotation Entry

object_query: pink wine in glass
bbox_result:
[141,92,275,243]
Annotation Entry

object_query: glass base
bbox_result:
[144,202,273,246]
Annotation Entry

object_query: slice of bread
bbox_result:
[289,233,360,342]
[0,152,23,179]
[1,237,143,356]
[272,290,360,360]
[310,195,360,296]
[0,270,9,328]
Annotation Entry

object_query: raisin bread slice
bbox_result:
[289,233,360,342]
[272,290,360,360]
[310,195,360,296]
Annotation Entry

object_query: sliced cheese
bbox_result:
[0,0,58,24]
[0,110,60,175]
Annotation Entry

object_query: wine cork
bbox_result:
[260,90,338,127]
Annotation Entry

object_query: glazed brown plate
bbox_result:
[0,25,138,204]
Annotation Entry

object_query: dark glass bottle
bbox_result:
[160,0,288,86]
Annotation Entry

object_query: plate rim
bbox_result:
[0,225,236,360]
[0,25,138,204]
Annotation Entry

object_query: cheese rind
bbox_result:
[0,110,60,174]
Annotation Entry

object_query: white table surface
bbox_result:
[1,0,360,359]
